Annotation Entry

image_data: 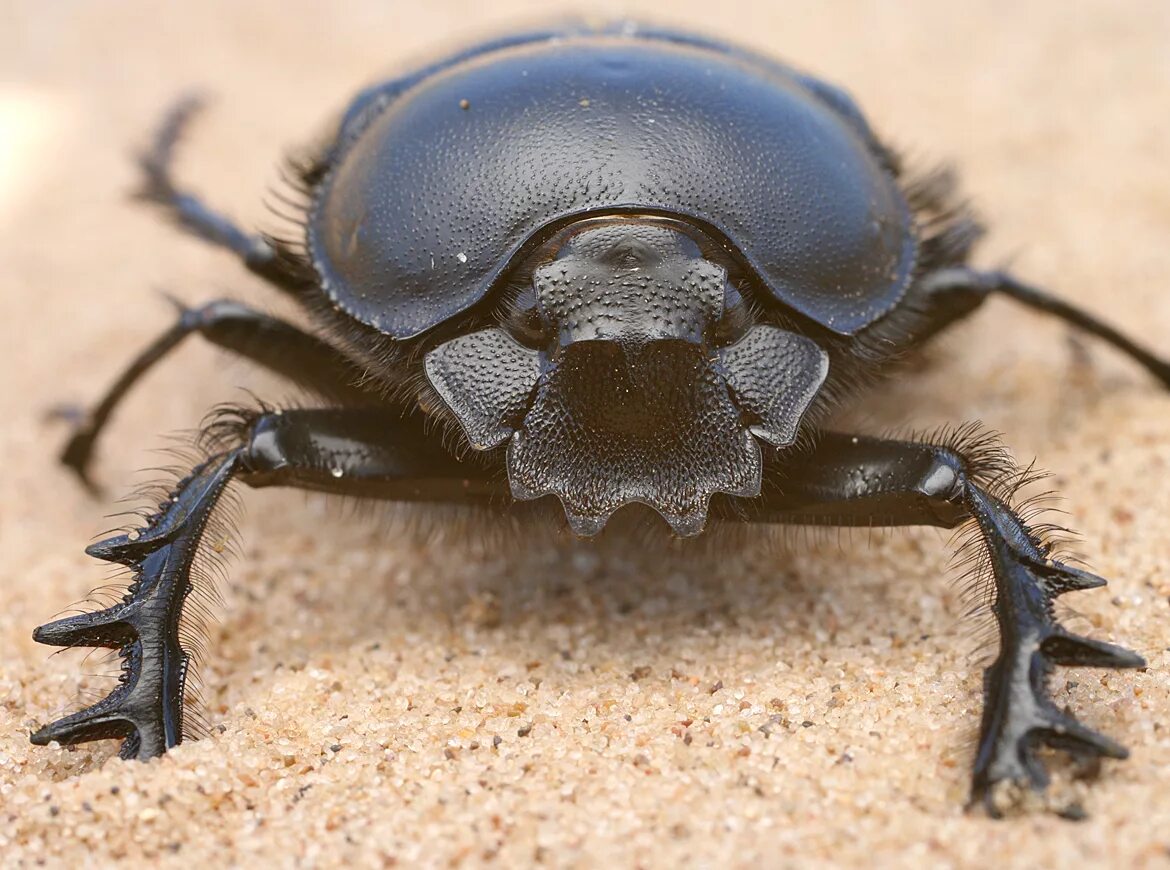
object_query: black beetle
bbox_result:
[34,23,1168,815]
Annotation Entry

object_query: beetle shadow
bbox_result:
[219,496,967,698]
[29,458,981,779]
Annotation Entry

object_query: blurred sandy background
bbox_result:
[2,1,1169,867]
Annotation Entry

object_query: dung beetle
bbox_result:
[34,23,1169,815]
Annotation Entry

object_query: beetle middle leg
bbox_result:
[727,431,1145,815]
[916,267,1170,387]
[58,298,370,488]
[33,406,504,759]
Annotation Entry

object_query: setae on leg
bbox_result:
[726,430,1145,814]
[33,407,503,759]
[32,453,238,757]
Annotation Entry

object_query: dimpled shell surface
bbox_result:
[309,28,918,339]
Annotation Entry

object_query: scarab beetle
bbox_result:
[35,23,1169,815]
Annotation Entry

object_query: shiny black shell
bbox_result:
[308,26,917,339]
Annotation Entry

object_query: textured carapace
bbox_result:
[308,28,917,339]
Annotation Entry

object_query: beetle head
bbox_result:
[424,217,829,536]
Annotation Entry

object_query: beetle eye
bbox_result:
[501,286,551,348]
[712,284,754,346]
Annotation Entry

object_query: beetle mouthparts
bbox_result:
[424,325,829,536]
[506,339,764,536]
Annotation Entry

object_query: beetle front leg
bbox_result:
[32,451,239,757]
[32,407,501,759]
[730,431,1145,815]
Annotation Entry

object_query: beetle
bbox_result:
[32,23,1168,815]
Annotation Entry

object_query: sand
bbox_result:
[2,1,1168,866]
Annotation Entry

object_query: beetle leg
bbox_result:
[57,298,369,489]
[32,452,239,758]
[724,431,1144,816]
[234,407,503,504]
[136,95,309,294]
[908,268,990,344]
[33,407,501,760]
[917,267,1170,387]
